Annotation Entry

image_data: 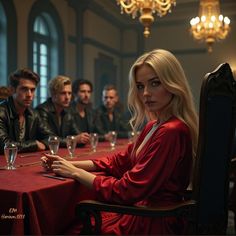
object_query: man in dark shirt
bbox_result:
[36,75,90,147]
[95,84,130,140]
[0,68,52,153]
[71,79,97,133]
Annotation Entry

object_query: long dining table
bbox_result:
[0,140,128,235]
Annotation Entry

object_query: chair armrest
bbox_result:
[76,199,196,234]
[76,199,196,217]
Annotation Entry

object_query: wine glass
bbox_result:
[90,133,98,152]
[66,135,77,158]
[108,131,117,150]
[48,136,60,155]
[4,142,18,170]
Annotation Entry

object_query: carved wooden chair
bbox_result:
[76,63,236,235]
[229,127,236,231]
[229,156,236,232]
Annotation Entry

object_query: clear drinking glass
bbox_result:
[4,142,18,170]
[108,131,117,150]
[48,136,60,155]
[90,133,98,152]
[128,131,136,144]
[66,135,77,158]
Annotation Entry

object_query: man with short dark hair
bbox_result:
[37,76,90,147]
[71,79,97,133]
[0,68,52,153]
[95,84,130,140]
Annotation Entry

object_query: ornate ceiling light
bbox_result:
[116,0,176,38]
[190,0,230,53]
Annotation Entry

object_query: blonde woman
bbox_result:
[42,49,198,235]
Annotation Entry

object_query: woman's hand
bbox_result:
[41,154,96,188]
[51,158,79,178]
[41,154,63,171]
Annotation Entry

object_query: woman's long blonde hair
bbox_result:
[128,49,198,155]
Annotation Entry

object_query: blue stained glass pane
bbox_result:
[33,53,37,64]
[41,76,47,86]
[39,22,46,35]
[40,44,47,55]
[40,96,47,104]
[41,87,48,97]
[32,13,59,106]
[41,67,47,77]
[34,16,48,35]
[33,42,37,53]
[39,19,44,34]
[40,55,47,66]
[33,65,37,72]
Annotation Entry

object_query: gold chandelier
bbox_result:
[190,0,230,53]
[116,0,176,38]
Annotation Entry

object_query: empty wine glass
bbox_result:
[48,136,60,155]
[4,142,18,170]
[108,131,117,150]
[90,133,98,152]
[66,135,77,158]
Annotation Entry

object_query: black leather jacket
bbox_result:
[70,102,97,133]
[0,97,52,153]
[94,105,131,139]
[36,98,80,147]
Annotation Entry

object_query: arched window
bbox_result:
[33,14,56,105]
[28,1,64,106]
[0,2,7,84]
[0,0,17,84]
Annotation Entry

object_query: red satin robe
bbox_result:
[90,116,193,235]
[65,117,192,235]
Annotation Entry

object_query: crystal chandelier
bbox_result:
[190,0,230,53]
[117,0,176,38]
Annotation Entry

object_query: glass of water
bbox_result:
[90,133,98,152]
[108,131,117,150]
[128,131,136,144]
[4,142,18,170]
[48,136,60,155]
[66,135,77,158]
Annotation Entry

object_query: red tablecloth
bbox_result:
[0,140,127,234]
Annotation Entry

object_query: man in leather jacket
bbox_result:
[0,68,52,153]
[95,84,130,140]
[71,79,97,134]
[36,75,90,147]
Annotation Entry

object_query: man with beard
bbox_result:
[36,76,90,147]
[71,79,97,133]
[0,68,52,153]
[95,84,130,140]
